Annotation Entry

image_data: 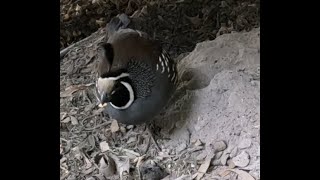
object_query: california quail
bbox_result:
[95,14,178,125]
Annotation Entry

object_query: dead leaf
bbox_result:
[93,107,105,115]
[99,154,116,177]
[81,166,95,175]
[177,175,193,180]
[220,169,255,180]
[135,155,146,167]
[119,127,125,134]
[191,173,198,179]
[61,117,71,123]
[60,83,94,97]
[110,120,119,133]
[100,141,110,152]
[196,155,213,180]
[87,135,96,151]
[194,139,203,147]
[60,112,67,121]
[82,152,93,169]
[63,14,70,21]
[109,154,130,180]
[75,4,81,11]
[87,174,106,180]
[70,116,78,125]
[185,14,201,26]
[123,149,140,158]
[60,157,67,164]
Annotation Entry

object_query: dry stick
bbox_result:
[83,121,111,131]
[146,126,161,151]
[60,30,105,60]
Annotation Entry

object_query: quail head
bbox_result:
[95,15,178,125]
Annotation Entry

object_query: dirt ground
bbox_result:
[60,1,260,180]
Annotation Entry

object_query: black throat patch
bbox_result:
[110,81,130,107]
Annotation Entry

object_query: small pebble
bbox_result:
[213,141,227,152]
[212,159,221,166]
[238,139,252,149]
[126,125,134,129]
[232,151,250,167]
[227,159,236,169]
[220,152,229,165]
[214,151,223,159]
[99,141,110,152]
[120,126,126,133]
[230,147,238,158]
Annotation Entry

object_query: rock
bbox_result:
[238,139,252,149]
[214,151,223,160]
[220,152,229,165]
[232,151,250,167]
[227,159,236,169]
[110,120,119,133]
[213,141,227,152]
[196,151,207,161]
[212,159,221,166]
[99,141,110,153]
[120,126,126,134]
[230,147,238,158]
[126,125,134,129]
[176,143,187,154]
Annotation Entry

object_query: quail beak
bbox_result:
[98,93,111,108]
[98,103,107,108]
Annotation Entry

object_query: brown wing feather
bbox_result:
[107,29,162,71]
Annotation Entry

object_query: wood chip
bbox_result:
[194,139,203,147]
[60,83,94,97]
[238,139,252,149]
[232,151,250,167]
[70,116,78,125]
[220,169,255,180]
[99,154,116,177]
[61,117,71,123]
[123,149,140,157]
[213,141,227,152]
[196,155,213,180]
[100,141,110,152]
[109,154,130,180]
[110,120,119,133]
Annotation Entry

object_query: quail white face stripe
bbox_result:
[156,63,159,71]
[105,73,129,80]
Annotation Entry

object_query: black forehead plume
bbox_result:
[102,43,114,66]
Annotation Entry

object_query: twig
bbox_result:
[60,29,105,60]
[146,126,161,151]
[83,121,111,131]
